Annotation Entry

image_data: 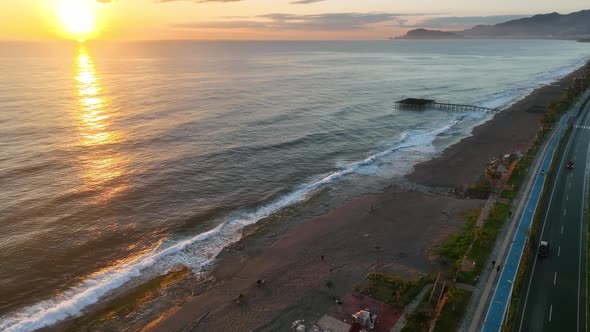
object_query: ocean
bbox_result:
[0,40,589,331]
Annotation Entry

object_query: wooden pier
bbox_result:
[395,98,497,112]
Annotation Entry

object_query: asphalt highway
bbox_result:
[516,103,590,332]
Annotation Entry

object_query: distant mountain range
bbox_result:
[397,10,590,40]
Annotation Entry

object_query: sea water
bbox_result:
[0,40,589,331]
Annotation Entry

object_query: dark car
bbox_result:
[538,241,550,257]
[567,160,574,169]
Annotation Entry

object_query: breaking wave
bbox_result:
[0,119,460,332]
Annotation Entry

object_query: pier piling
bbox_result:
[395,98,497,112]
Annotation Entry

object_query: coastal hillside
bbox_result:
[398,9,590,39]
[401,28,462,39]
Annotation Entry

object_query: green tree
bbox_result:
[474,227,487,246]
[485,166,502,193]
[446,287,463,311]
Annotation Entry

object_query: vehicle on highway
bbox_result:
[538,241,550,257]
[566,160,575,169]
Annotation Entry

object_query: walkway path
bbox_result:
[390,284,433,332]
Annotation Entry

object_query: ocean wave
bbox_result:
[478,55,590,110]
[535,55,590,85]
[0,119,460,332]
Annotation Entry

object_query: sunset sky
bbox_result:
[1,0,587,41]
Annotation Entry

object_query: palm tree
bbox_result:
[446,287,462,311]
[541,113,555,134]
[474,227,488,246]
[485,166,502,193]
[393,283,409,306]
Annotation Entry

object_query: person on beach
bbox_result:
[492,260,496,268]
[497,264,502,272]
[321,255,325,262]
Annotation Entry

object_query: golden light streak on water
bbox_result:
[74,46,129,202]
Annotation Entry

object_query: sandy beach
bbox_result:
[408,71,584,188]
[147,67,588,332]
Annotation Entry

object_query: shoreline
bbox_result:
[408,66,588,188]
[142,65,589,331]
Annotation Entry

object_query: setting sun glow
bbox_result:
[56,0,98,41]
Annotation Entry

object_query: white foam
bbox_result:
[0,119,461,332]
[478,55,590,111]
[308,120,458,183]
[536,56,590,85]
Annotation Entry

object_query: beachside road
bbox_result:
[516,101,590,332]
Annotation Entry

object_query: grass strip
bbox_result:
[363,273,430,309]
[459,203,511,284]
[433,289,473,332]
[435,209,480,268]
[402,286,435,332]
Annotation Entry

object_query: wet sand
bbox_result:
[149,67,587,331]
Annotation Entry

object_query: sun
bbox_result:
[56,0,97,41]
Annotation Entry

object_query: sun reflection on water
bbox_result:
[74,46,129,201]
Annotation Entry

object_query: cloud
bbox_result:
[173,12,415,31]
[290,0,327,4]
[155,0,326,2]
[174,21,268,29]
[156,0,325,3]
[157,0,243,2]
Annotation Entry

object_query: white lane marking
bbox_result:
[554,272,557,285]
[567,194,569,201]
[561,225,564,235]
[558,246,561,256]
[549,304,553,322]
[564,209,567,216]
